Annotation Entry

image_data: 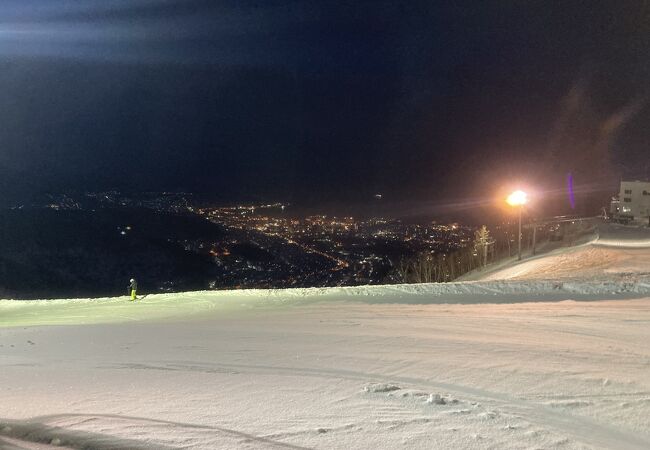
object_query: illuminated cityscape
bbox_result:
[17,191,476,293]
[198,202,473,287]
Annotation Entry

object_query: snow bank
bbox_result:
[2,276,650,328]
[2,277,650,328]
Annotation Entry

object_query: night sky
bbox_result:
[0,1,648,216]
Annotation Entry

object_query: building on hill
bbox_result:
[610,180,650,224]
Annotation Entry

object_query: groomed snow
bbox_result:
[1,222,650,449]
[463,221,650,284]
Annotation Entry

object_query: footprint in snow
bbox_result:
[426,393,458,405]
[363,383,401,393]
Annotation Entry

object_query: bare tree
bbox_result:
[474,225,491,267]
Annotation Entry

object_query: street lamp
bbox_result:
[506,190,528,260]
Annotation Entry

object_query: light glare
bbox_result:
[506,190,528,206]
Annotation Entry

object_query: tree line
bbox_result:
[393,225,492,283]
[391,220,596,284]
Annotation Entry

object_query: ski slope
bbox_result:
[1,222,649,449]
[465,221,650,283]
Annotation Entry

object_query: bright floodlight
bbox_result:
[506,190,527,206]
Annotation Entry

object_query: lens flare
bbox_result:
[506,190,527,206]
[567,172,576,209]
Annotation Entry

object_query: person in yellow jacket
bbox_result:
[127,278,138,301]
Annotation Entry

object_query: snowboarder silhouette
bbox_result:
[128,278,138,301]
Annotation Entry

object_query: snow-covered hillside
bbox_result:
[1,222,649,449]
[463,221,650,283]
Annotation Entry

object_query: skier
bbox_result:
[128,278,138,301]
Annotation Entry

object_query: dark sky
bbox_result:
[0,0,648,215]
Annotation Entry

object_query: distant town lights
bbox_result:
[506,190,528,207]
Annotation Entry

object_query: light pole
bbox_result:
[506,190,528,260]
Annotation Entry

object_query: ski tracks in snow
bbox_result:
[101,359,650,449]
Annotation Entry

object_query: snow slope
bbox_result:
[465,221,650,283]
[1,222,650,449]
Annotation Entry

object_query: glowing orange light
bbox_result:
[506,190,528,206]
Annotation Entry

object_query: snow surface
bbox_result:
[1,222,650,449]
[463,221,650,284]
